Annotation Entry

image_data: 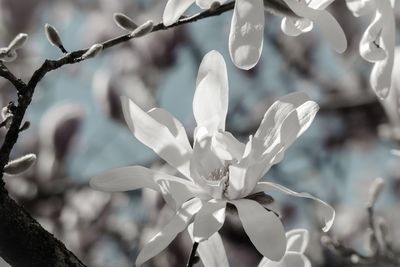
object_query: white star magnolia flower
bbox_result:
[163,0,347,70]
[90,50,335,266]
[346,0,395,99]
[258,229,311,267]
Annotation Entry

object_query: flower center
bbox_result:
[205,164,230,199]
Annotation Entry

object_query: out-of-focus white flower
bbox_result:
[91,50,335,266]
[258,229,311,267]
[346,0,395,99]
[280,0,346,54]
[162,0,346,70]
[37,103,85,180]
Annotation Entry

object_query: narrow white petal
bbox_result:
[359,11,386,63]
[148,108,192,152]
[286,229,309,253]
[282,0,347,53]
[194,51,229,133]
[193,200,226,242]
[232,199,286,261]
[369,0,395,99]
[253,182,335,232]
[90,166,204,208]
[229,0,265,70]
[121,97,192,177]
[136,198,202,266]
[255,92,310,142]
[90,166,162,192]
[163,0,195,26]
[213,131,246,161]
[279,100,319,148]
[188,224,229,267]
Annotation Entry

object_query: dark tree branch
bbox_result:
[0,62,26,90]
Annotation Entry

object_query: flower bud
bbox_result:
[129,20,154,38]
[4,154,37,176]
[0,48,18,62]
[367,177,384,208]
[7,33,28,51]
[1,105,13,128]
[45,24,67,53]
[210,1,221,11]
[113,13,138,32]
[81,44,103,60]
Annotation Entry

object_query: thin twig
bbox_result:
[186,242,199,267]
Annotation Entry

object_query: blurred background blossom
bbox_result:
[0,0,400,266]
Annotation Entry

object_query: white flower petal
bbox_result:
[90,166,204,208]
[286,229,309,253]
[148,108,192,152]
[193,200,226,242]
[188,224,229,267]
[229,0,265,70]
[255,92,311,143]
[359,11,386,62]
[136,198,202,266]
[279,100,319,148]
[369,0,395,99]
[90,166,162,192]
[163,0,195,26]
[194,51,229,133]
[232,199,286,261]
[121,97,192,177]
[308,0,335,10]
[345,0,376,17]
[213,131,246,161]
[253,182,335,232]
[282,0,347,53]
[258,252,311,267]
[281,17,313,37]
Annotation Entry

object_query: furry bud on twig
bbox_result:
[0,48,18,62]
[113,13,138,32]
[45,24,67,53]
[129,20,153,38]
[1,105,13,128]
[80,44,103,60]
[4,154,37,176]
[7,33,28,51]
[367,177,384,208]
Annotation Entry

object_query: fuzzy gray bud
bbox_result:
[7,33,28,51]
[129,20,154,38]
[45,24,66,53]
[113,13,138,32]
[0,48,18,62]
[81,44,103,60]
[4,154,37,176]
